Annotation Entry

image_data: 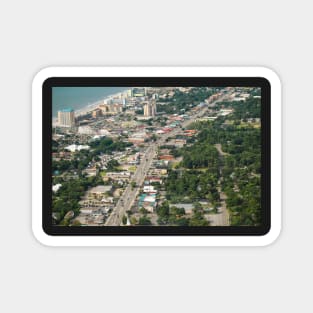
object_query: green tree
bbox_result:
[130,216,138,225]
[138,216,152,225]
[107,159,120,171]
[157,202,170,218]
[122,215,127,225]
[189,212,209,226]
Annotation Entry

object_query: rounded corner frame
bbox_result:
[32,66,281,246]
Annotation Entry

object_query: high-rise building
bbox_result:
[151,100,157,116]
[99,103,123,115]
[126,89,132,98]
[143,100,157,117]
[143,103,150,117]
[92,108,102,118]
[58,108,75,127]
[132,87,146,97]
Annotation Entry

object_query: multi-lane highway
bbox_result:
[105,144,157,226]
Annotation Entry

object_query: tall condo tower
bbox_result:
[143,100,157,117]
[58,108,76,127]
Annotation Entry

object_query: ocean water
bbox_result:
[52,87,130,117]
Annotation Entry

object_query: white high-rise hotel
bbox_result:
[58,108,76,127]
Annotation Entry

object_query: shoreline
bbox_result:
[52,89,131,125]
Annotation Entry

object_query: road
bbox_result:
[105,91,232,226]
[208,143,230,226]
[105,144,157,226]
[208,185,230,226]
[214,143,229,156]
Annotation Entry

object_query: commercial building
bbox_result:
[145,178,161,185]
[143,185,157,194]
[128,131,148,145]
[58,108,76,127]
[106,171,131,182]
[138,193,157,212]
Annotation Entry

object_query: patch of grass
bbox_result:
[100,170,107,177]
[128,166,137,172]
[171,162,181,169]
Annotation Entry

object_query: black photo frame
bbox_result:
[42,77,270,236]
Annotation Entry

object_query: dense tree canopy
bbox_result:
[52,175,103,224]
[163,96,261,226]
[157,87,220,114]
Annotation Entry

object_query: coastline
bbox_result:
[52,89,131,126]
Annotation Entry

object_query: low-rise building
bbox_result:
[128,131,148,144]
[218,109,233,116]
[145,176,163,184]
[101,196,114,204]
[138,194,157,213]
[106,171,131,181]
[159,154,174,161]
[82,167,99,177]
[149,168,167,176]
[65,144,90,152]
[184,129,197,137]
[52,151,72,161]
[143,185,157,194]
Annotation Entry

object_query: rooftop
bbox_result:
[59,108,74,113]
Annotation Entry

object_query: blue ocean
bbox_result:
[52,87,129,117]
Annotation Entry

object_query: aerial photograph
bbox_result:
[52,86,261,227]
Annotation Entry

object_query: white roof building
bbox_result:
[143,185,157,193]
[65,144,90,152]
[52,183,62,193]
[143,195,156,202]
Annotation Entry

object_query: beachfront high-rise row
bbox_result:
[58,108,76,127]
